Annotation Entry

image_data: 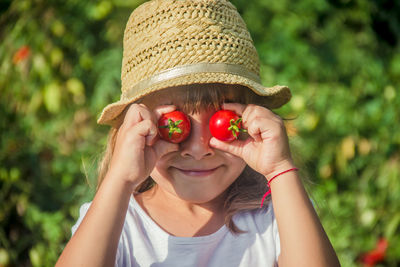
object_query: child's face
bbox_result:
[140,87,247,204]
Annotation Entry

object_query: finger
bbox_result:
[153,105,177,120]
[131,119,159,147]
[244,105,279,125]
[221,103,247,116]
[145,121,159,146]
[222,103,259,130]
[241,105,278,129]
[246,119,266,142]
[122,103,156,129]
[209,137,250,158]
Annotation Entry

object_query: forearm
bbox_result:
[56,173,134,267]
[268,169,340,267]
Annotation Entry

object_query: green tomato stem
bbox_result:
[159,118,183,138]
[228,117,246,139]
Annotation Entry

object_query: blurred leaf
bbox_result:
[385,214,400,239]
[51,20,66,37]
[0,248,10,266]
[50,47,64,67]
[89,1,113,21]
[43,81,61,113]
[91,48,122,112]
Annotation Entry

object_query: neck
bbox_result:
[150,185,226,217]
[136,186,227,237]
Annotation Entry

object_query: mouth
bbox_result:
[174,166,220,177]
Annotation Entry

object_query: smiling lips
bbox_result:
[175,166,220,176]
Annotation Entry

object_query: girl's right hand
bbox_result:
[107,103,179,190]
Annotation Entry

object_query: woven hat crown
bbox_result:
[121,0,260,99]
[96,0,291,125]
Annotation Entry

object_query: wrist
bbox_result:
[260,163,298,208]
[103,171,138,196]
[264,160,297,182]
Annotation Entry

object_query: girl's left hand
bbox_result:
[209,103,295,180]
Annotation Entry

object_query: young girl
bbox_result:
[56,0,340,266]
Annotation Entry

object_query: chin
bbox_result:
[172,184,230,204]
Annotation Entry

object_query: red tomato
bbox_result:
[209,110,246,142]
[360,238,389,267]
[13,45,31,64]
[158,110,191,143]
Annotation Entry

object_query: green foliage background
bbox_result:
[1,0,399,266]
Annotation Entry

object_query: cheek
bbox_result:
[149,153,181,186]
[223,153,246,176]
[150,156,171,180]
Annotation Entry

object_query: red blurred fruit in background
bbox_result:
[13,45,31,64]
[360,238,389,267]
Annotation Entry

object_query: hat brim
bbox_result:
[97,72,291,126]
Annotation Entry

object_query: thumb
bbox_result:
[152,139,179,160]
[209,137,245,158]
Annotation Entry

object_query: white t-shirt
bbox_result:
[71,196,281,267]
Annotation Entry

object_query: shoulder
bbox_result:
[229,202,281,263]
[232,202,277,234]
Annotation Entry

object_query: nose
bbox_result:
[179,111,215,160]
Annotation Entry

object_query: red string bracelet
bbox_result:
[260,167,299,208]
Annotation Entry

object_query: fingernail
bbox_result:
[209,138,217,146]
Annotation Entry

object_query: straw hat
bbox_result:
[97,0,292,126]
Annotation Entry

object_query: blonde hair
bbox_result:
[97,83,275,234]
